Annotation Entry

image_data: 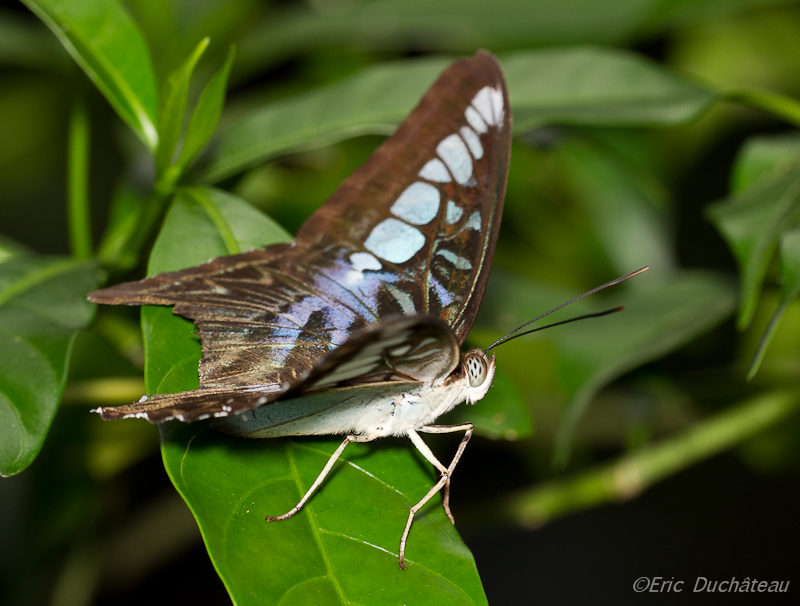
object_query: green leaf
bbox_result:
[0,256,101,476]
[142,188,487,603]
[731,133,800,193]
[175,45,235,174]
[721,133,800,377]
[0,236,30,264]
[503,47,717,131]
[235,0,775,79]
[203,57,449,183]
[97,183,148,271]
[156,37,210,176]
[22,0,159,150]
[0,8,68,70]
[555,133,676,277]
[747,225,800,378]
[553,271,737,466]
[707,169,800,330]
[444,368,533,441]
[202,48,716,183]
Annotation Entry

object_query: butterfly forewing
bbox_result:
[88,51,511,423]
[297,51,511,343]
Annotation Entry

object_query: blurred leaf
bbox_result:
[235,0,781,79]
[503,47,716,131]
[444,368,534,441]
[721,133,800,376]
[0,236,31,263]
[708,168,800,330]
[22,0,159,150]
[554,271,737,465]
[638,0,795,32]
[203,48,716,183]
[747,225,800,378]
[202,56,450,183]
[0,256,100,476]
[0,8,68,70]
[141,188,487,603]
[156,37,209,175]
[174,45,235,174]
[555,133,676,277]
[731,133,800,193]
[97,183,148,270]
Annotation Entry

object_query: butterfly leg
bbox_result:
[419,423,474,523]
[266,434,370,522]
[398,425,472,569]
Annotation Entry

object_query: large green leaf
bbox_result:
[0,256,100,476]
[23,0,159,150]
[141,187,487,603]
[708,158,800,330]
[201,48,716,182]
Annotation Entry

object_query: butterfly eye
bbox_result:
[466,353,488,387]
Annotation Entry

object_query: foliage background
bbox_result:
[1,0,800,604]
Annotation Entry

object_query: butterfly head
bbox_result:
[461,349,495,404]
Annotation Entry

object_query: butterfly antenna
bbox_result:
[485,267,649,352]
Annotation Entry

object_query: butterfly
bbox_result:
[89,51,511,569]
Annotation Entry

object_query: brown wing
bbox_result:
[89,51,510,422]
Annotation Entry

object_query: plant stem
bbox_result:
[726,90,800,128]
[492,391,800,528]
[68,94,92,260]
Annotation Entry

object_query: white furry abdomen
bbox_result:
[214,382,464,439]
[213,363,494,439]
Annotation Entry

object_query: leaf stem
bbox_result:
[726,90,800,128]
[491,391,800,528]
[68,94,92,260]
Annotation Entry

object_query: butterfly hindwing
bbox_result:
[88,51,511,422]
[296,315,460,391]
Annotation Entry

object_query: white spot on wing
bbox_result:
[365,218,425,263]
[490,87,504,125]
[390,182,440,225]
[386,283,416,314]
[437,134,472,185]
[460,126,483,159]
[436,248,473,270]
[389,344,412,356]
[465,106,488,134]
[472,87,497,126]
[418,159,451,183]
[465,211,481,231]
[445,200,463,224]
[351,252,381,271]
